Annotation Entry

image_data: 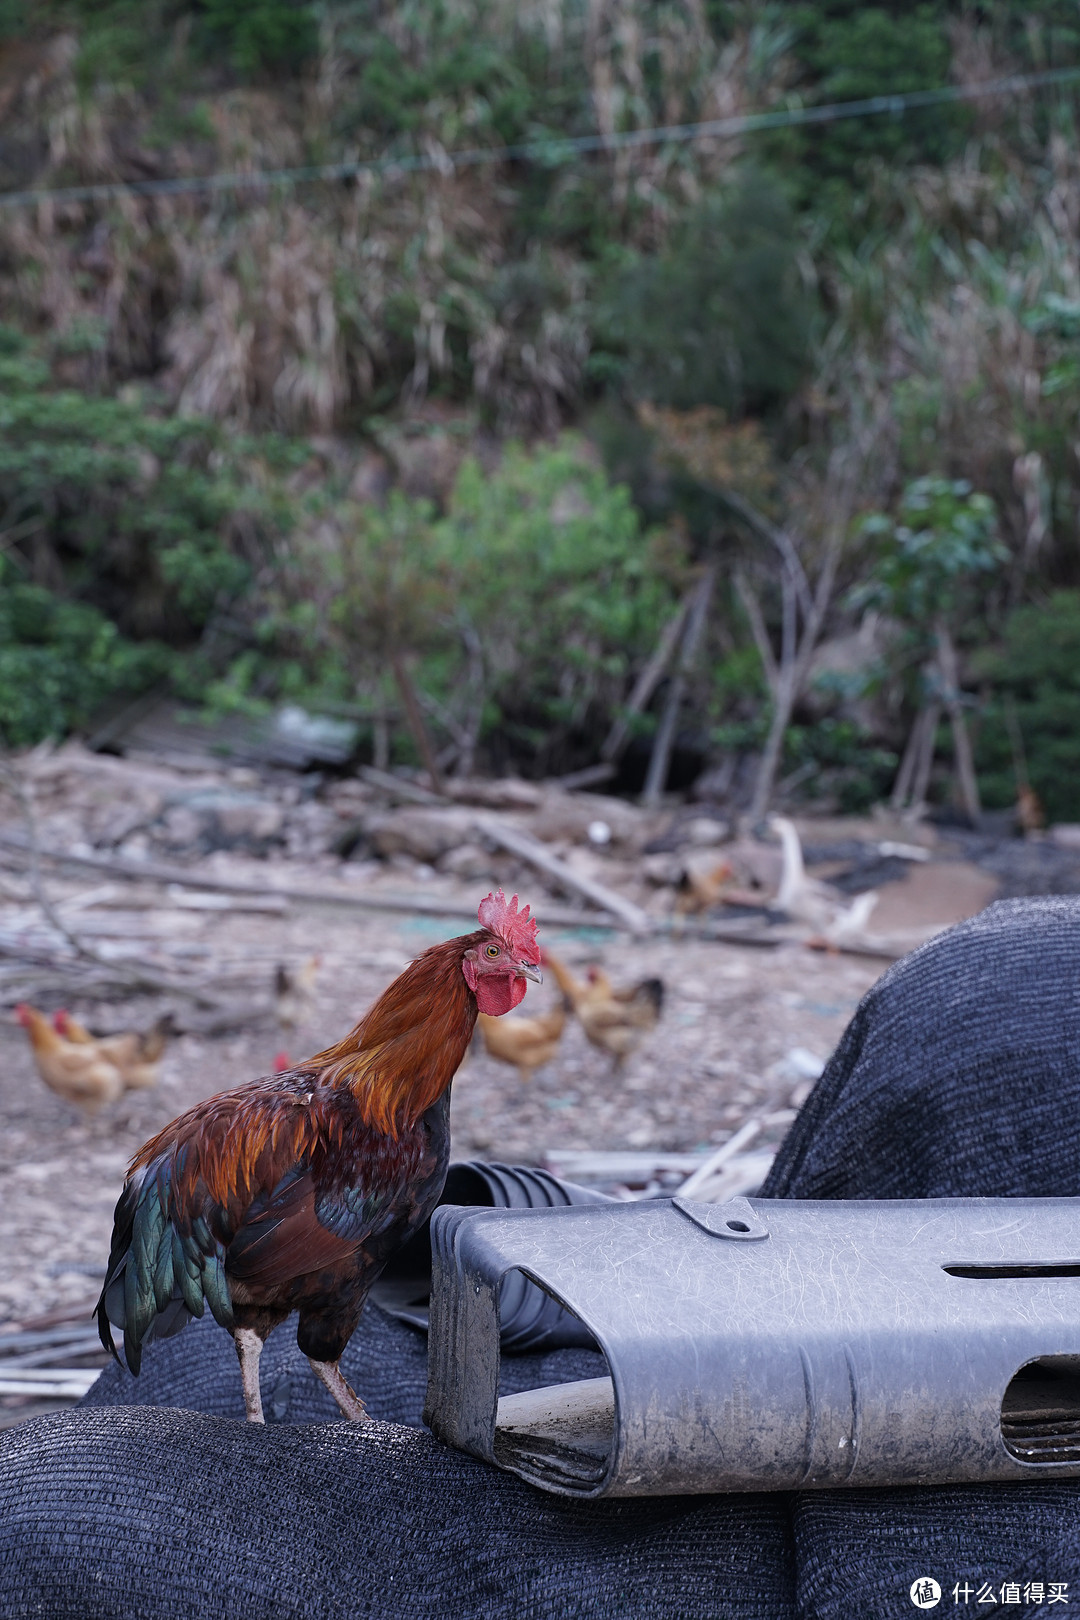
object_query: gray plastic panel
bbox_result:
[424,1196,1080,1498]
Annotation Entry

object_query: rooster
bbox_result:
[96,890,541,1424]
[15,1003,125,1110]
[543,953,664,1071]
[52,1010,173,1092]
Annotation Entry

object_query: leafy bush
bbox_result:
[788,5,963,184]
[282,440,687,775]
[435,442,685,770]
[0,331,300,742]
[0,337,296,640]
[784,717,897,813]
[593,175,812,418]
[66,0,318,86]
[196,0,318,75]
[855,477,1004,628]
[0,561,172,747]
[974,591,1080,824]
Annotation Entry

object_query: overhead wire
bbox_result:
[0,64,1079,211]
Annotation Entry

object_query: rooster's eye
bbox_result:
[485,944,500,958]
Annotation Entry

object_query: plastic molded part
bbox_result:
[424,1195,1080,1498]
[369,1161,613,1350]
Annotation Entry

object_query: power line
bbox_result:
[1,64,1078,212]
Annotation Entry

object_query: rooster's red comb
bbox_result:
[477,889,539,962]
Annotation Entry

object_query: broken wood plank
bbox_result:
[357,766,447,806]
[675,1118,763,1199]
[0,832,627,931]
[475,819,652,934]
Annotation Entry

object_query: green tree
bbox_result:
[436,441,685,774]
[856,477,1005,820]
[973,592,1080,825]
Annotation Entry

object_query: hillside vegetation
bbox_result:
[3,0,1080,818]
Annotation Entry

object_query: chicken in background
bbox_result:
[52,1010,173,1092]
[16,1003,125,1110]
[769,816,880,946]
[1016,783,1045,837]
[274,955,322,1041]
[476,992,569,1082]
[96,890,542,1424]
[674,858,736,915]
[543,951,664,1071]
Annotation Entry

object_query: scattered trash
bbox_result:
[783,1047,827,1082]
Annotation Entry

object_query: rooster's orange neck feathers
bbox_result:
[308,932,484,1135]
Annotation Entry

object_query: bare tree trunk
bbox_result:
[389,650,445,796]
[746,520,845,825]
[890,709,923,810]
[910,702,940,809]
[372,712,390,771]
[641,570,715,808]
[601,590,693,766]
[456,622,486,780]
[891,699,940,811]
[935,620,981,825]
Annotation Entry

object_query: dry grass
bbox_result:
[0,4,787,433]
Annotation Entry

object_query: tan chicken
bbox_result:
[52,1010,172,1092]
[674,858,736,915]
[476,999,569,1082]
[16,1003,124,1110]
[543,953,664,1071]
[274,956,322,1040]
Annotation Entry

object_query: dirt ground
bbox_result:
[0,902,885,1329]
[3,742,1053,1336]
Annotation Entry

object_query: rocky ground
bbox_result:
[0,898,881,1330]
[4,739,1075,1344]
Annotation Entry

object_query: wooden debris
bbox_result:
[0,831,631,931]
[0,1310,109,1429]
[675,1118,763,1199]
[477,819,652,934]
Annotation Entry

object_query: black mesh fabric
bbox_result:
[756,897,1080,1617]
[760,895,1080,1203]
[3,896,1080,1619]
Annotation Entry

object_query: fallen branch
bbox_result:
[356,766,447,805]
[0,832,629,930]
[475,819,652,934]
[675,1118,763,1199]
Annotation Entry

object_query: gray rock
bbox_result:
[438,843,498,880]
[365,807,479,862]
[153,791,285,853]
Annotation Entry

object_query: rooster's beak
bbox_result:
[517,961,543,985]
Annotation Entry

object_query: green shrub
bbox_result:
[0,561,173,746]
[196,0,318,75]
[593,174,811,417]
[854,477,1004,627]
[0,331,301,743]
[974,591,1080,824]
[434,441,685,768]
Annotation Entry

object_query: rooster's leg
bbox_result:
[309,1357,372,1422]
[234,1327,265,1423]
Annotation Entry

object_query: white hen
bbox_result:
[769,816,880,944]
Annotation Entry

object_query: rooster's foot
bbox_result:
[310,1357,372,1422]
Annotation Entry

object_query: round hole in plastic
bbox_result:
[726,1219,750,1233]
[1001,1354,1080,1464]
